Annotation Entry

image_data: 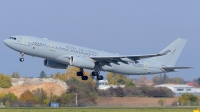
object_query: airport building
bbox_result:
[97,80,125,90]
[155,84,200,96]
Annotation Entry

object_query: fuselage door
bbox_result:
[22,37,28,45]
[50,43,56,51]
[143,62,149,70]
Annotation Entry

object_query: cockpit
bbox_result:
[9,37,16,40]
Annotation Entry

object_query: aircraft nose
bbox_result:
[3,39,9,46]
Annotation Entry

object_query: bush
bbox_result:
[0,92,18,106]
[98,89,111,97]
[158,98,165,106]
[178,93,199,106]
[98,86,174,98]
[98,86,125,97]
[124,87,143,97]
[146,87,174,97]
[5,101,10,107]
[32,88,47,104]
[20,90,35,104]
[0,73,11,88]
[66,78,98,106]
[114,87,124,97]
[139,85,151,95]
[59,93,74,105]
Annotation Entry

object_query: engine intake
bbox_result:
[44,59,68,69]
[70,56,95,69]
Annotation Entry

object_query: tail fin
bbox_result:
[149,38,187,66]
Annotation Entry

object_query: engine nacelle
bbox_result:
[44,59,68,69]
[70,56,95,69]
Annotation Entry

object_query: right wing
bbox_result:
[90,50,170,64]
[60,50,170,65]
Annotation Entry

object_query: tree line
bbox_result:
[1,79,199,107]
[153,74,186,85]
[0,67,199,107]
[0,88,48,107]
[98,86,174,97]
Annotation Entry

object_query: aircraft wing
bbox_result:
[90,50,170,63]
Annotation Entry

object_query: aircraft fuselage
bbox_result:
[4,36,164,75]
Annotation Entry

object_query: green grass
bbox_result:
[0,107,198,112]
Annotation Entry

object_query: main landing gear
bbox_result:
[76,68,88,80]
[76,69,104,81]
[92,70,103,80]
[19,52,24,62]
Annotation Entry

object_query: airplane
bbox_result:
[4,36,191,80]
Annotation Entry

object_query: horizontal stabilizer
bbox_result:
[162,66,192,71]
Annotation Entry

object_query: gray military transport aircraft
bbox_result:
[4,36,191,80]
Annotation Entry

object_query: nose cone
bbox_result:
[3,39,9,46]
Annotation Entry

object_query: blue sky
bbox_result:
[0,1,199,81]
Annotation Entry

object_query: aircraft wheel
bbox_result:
[77,72,84,76]
[82,76,88,80]
[92,71,99,76]
[19,58,24,62]
[97,75,103,80]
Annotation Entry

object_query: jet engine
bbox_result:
[44,59,68,69]
[69,56,95,69]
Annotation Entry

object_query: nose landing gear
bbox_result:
[19,52,24,62]
[19,58,24,62]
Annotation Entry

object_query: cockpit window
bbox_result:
[9,37,16,40]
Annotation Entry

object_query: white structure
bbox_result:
[97,80,125,90]
[155,84,200,96]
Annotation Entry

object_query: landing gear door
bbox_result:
[50,43,56,51]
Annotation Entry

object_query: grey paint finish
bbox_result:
[4,35,190,75]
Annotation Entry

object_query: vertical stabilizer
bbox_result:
[149,38,187,66]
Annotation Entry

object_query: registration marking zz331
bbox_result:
[132,62,148,69]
